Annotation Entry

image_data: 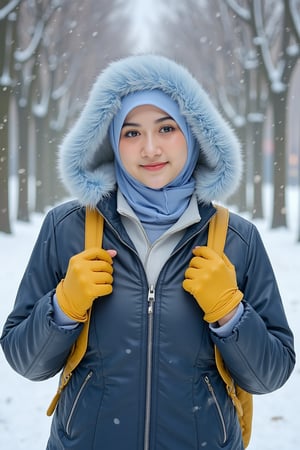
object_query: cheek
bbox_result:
[119,143,130,164]
[175,141,188,168]
[176,153,188,175]
[179,145,188,162]
[119,145,137,173]
[171,132,187,156]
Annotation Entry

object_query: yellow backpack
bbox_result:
[47,208,104,417]
[47,205,253,448]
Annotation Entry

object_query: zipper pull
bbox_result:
[148,285,155,314]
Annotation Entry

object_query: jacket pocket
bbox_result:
[203,375,227,445]
[65,370,93,436]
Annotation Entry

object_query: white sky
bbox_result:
[130,0,160,52]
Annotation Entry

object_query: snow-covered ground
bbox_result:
[0,187,299,449]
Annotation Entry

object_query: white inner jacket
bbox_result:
[117,190,200,286]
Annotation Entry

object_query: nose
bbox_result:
[141,132,161,157]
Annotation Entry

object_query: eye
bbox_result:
[123,129,140,138]
[160,125,175,133]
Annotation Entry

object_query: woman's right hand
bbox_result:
[56,248,116,322]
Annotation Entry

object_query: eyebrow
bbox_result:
[122,115,175,128]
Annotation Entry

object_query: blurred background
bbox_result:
[0,2,299,449]
[1,0,300,239]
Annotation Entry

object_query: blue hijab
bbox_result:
[109,90,199,242]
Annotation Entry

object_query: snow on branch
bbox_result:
[51,59,80,100]
[265,2,283,40]
[286,43,300,56]
[253,0,278,83]
[0,0,20,20]
[247,112,265,122]
[14,20,44,63]
[218,86,246,128]
[32,84,51,118]
[289,0,300,40]
[225,0,251,21]
[50,93,70,131]
[0,72,13,86]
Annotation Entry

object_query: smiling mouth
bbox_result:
[142,162,168,171]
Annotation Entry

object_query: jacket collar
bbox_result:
[96,191,216,250]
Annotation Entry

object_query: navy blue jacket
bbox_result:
[1,196,295,449]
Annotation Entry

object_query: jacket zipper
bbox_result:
[98,220,155,449]
[144,285,155,450]
[204,375,227,444]
[103,215,216,448]
[66,371,93,436]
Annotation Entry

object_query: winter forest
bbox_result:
[0,1,300,449]
[0,0,300,237]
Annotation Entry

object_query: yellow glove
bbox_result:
[182,246,243,323]
[56,248,115,322]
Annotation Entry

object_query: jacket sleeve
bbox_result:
[0,209,83,381]
[211,221,295,395]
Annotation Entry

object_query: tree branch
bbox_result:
[0,0,20,20]
[225,0,251,22]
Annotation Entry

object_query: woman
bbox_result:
[1,54,295,450]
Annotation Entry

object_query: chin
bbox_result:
[143,181,168,190]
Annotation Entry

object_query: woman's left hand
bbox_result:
[182,246,243,323]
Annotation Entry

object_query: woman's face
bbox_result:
[119,105,188,189]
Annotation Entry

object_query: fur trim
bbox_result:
[59,54,242,207]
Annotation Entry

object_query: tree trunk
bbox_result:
[35,115,47,213]
[0,88,11,233]
[0,15,11,233]
[252,119,264,219]
[17,103,30,221]
[271,92,287,228]
[35,114,60,211]
[45,124,54,207]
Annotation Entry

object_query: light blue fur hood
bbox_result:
[59,54,242,207]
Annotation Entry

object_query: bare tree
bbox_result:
[13,0,63,219]
[217,1,272,218]
[226,0,300,228]
[3,0,133,227]
[0,0,20,233]
[139,0,300,231]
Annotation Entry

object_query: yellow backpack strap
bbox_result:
[208,204,242,413]
[207,205,233,388]
[85,207,104,249]
[207,204,229,256]
[47,208,104,416]
[208,204,253,448]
